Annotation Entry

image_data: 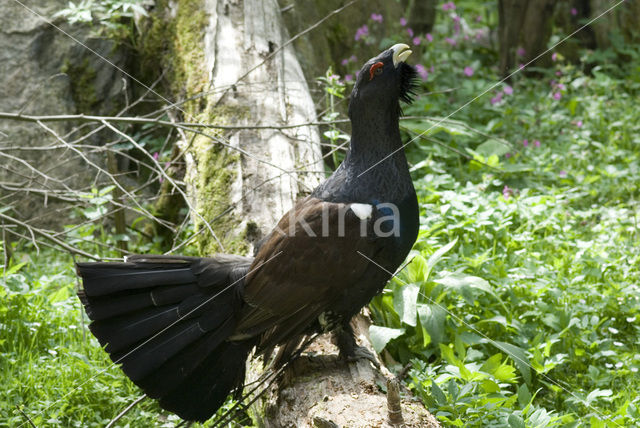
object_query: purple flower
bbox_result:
[490,92,503,105]
[415,64,429,80]
[463,66,474,77]
[557,83,566,90]
[430,65,435,73]
[503,85,513,95]
[571,8,578,16]
[553,92,562,100]
[552,52,558,62]
[350,55,357,62]
[453,15,461,34]
[442,1,456,11]
[445,37,457,46]
[400,17,407,26]
[556,70,563,76]
[534,140,541,147]
[559,170,568,177]
[517,47,526,57]
[354,25,369,41]
[425,33,434,42]
[522,139,529,147]
[345,74,353,82]
[371,13,383,23]
[341,58,349,66]
[476,15,483,23]
[412,36,421,45]
[503,185,513,199]
[407,27,414,37]
[505,153,512,159]
[576,120,583,127]
[153,152,159,160]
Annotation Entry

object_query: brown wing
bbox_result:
[234,197,387,347]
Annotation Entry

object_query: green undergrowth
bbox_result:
[361,2,640,427]
[4,1,640,427]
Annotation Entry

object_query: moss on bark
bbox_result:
[139,0,249,255]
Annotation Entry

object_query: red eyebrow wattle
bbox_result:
[369,62,384,80]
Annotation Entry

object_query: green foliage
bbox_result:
[6,1,640,426]
[354,2,640,427]
[54,0,152,41]
[318,67,350,169]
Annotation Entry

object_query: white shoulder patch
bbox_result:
[350,203,373,220]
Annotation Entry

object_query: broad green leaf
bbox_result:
[418,303,446,345]
[407,254,428,283]
[507,414,526,428]
[439,343,461,366]
[430,381,447,405]
[586,389,613,404]
[368,326,404,353]
[427,238,458,270]
[492,341,532,384]
[481,353,503,375]
[476,139,511,158]
[393,283,419,327]
[434,273,492,305]
[517,383,532,407]
[48,286,70,303]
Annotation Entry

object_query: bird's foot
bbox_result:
[340,343,381,369]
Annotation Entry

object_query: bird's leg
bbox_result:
[333,322,380,368]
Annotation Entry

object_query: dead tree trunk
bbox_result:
[146,0,437,425]
[145,0,323,255]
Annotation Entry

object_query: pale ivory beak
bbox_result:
[391,43,412,67]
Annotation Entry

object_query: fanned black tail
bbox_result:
[76,254,256,422]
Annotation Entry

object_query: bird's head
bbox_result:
[348,44,418,119]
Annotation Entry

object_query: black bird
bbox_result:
[76,44,419,422]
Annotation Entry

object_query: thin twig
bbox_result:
[0,212,100,260]
[14,405,36,428]
[105,394,147,428]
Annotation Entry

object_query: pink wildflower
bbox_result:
[415,64,429,80]
[463,66,474,77]
[354,25,369,41]
[442,2,456,11]
[400,17,407,26]
[503,85,513,95]
[425,33,433,42]
[371,13,383,23]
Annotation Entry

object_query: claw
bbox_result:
[342,344,380,369]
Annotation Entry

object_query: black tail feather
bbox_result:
[76,254,255,422]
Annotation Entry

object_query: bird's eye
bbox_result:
[369,62,384,80]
